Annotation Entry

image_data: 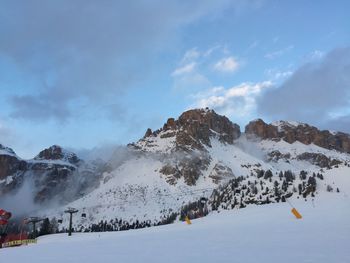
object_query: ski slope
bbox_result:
[1,193,349,263]
[36,136,350,230]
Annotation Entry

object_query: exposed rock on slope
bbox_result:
[139,108,241,151]
[209,163,235,184]
[175,108,241,148]
[133,108,241,185]
[34,145,80,165]
[0,144,26,181]
[296,152,342,168]
[0,145,103,204]
[245,119,350,153]
[2,108,350,226]
[267,150,291,162]
[245,119,279,140]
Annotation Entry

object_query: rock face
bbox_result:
[34,145,80,165]
[3,108,350,209]
[160,153,211,186]
[267,151,291,162]
[245,119,278,140]
[296,153,342,168]
[245,119,350,153]
[0,145,27,181]
[143,108,241,151]
[137,109,241,186]
[144,128,153,138]
[209,163,235,184]
[176,108,241,148]
[0,145,103,204]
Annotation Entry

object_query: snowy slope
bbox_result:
[40,134,350,230]
[43,154,217,229]
[1,192,349,263]
[2,108,350,262]
[0,145,18,158]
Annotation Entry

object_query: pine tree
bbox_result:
[39,218,51,236]
[264,170,273,180]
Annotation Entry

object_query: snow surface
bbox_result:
[2,133,350,262]
[136,130,177,153]
[43,155,217,228]
[28,158,77,167]
[271,120,305,127]
[0,146,18,158]
[37,136,350,229]
[1,193,349,263]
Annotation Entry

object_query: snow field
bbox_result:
[1,192,349,263]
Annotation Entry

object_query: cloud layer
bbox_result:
[0,0,235,122]
[214,57,239,73]
[257,46,350,132]
[192,81,272,120]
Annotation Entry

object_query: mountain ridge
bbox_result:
[1,108,349,228]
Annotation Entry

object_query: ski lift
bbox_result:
[0,209,11,245]
[0,209,11,222]
[200,197,207,204]
[81,213,86,218]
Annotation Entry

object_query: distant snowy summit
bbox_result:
[245,118,350,153]
[33,145,81,165]
[1,108,350,215]
[134,108,240,152]
[130,108,241,185]
[0,145,102,203]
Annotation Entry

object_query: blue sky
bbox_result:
[0,0,349,158]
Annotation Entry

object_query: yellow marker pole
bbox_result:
[291,208,302,219]
[286,198,302,219]
[185,216,192,225]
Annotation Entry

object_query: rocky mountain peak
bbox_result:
[245,119,350,153]
[245,119,278,140]
[136,108,241,186]
[0,144,26,180]
[34,145,80,165]
[0,144,17,156]
[176,108,241,147]
[141,108,241,152]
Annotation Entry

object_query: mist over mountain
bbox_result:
[1,108,349,229]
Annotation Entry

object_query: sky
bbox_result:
[0,0,349,158]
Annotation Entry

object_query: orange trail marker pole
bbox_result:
[291,208,302,219]
[286,198,302,219]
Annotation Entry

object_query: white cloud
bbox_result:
[171,47,210,90]
[306,50,325,61]
[214,56,239,73]
[172,46,239,91]
[191,81,272,118]
[173,72,211,91]
[181,48,200,63]
[171,62,197,76]
[203,45,221,57]
[264,45,294,60]
[258,46,350,131]
[0,118,17,147]
[265,68,293,81]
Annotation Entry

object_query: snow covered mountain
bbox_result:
[0,145,106,206]
[1,108,350,231]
